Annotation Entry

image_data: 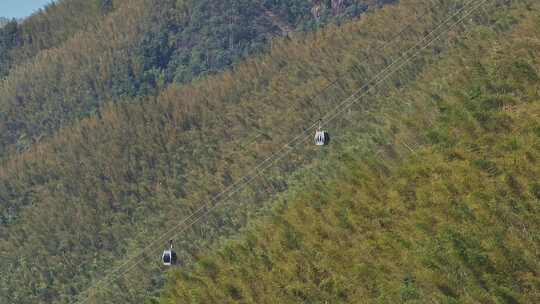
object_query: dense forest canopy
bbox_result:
[1,0,538,303]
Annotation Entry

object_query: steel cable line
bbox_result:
[73,1,490,302]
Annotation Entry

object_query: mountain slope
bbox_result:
[1,0,531,303]
[160,3,540,302]
[0,0,116,78]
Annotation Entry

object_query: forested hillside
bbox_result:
[0,0,396,303]
[0,0,384,158]
[161,1,540,302]
[0,0,116,78]
[2,0,538,303]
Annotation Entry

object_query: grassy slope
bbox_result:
[160,3,540,303]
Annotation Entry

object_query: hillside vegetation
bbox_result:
[1,0,537,303]
[0,0,116,78]
[161,2,540,302]
[0,0,384,158]
[0,0,407,303]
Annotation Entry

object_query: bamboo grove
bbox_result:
[1,0,539,303]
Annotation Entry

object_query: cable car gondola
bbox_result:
[314,121,330,146]
[162,240,177,266]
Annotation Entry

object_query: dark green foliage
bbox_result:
[98,0,114,13]
[0,0,117,78]
[0,19,20,76]
[531,183,540,200]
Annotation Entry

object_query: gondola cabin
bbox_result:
[162,240,177,266]
[314,129,330,146]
